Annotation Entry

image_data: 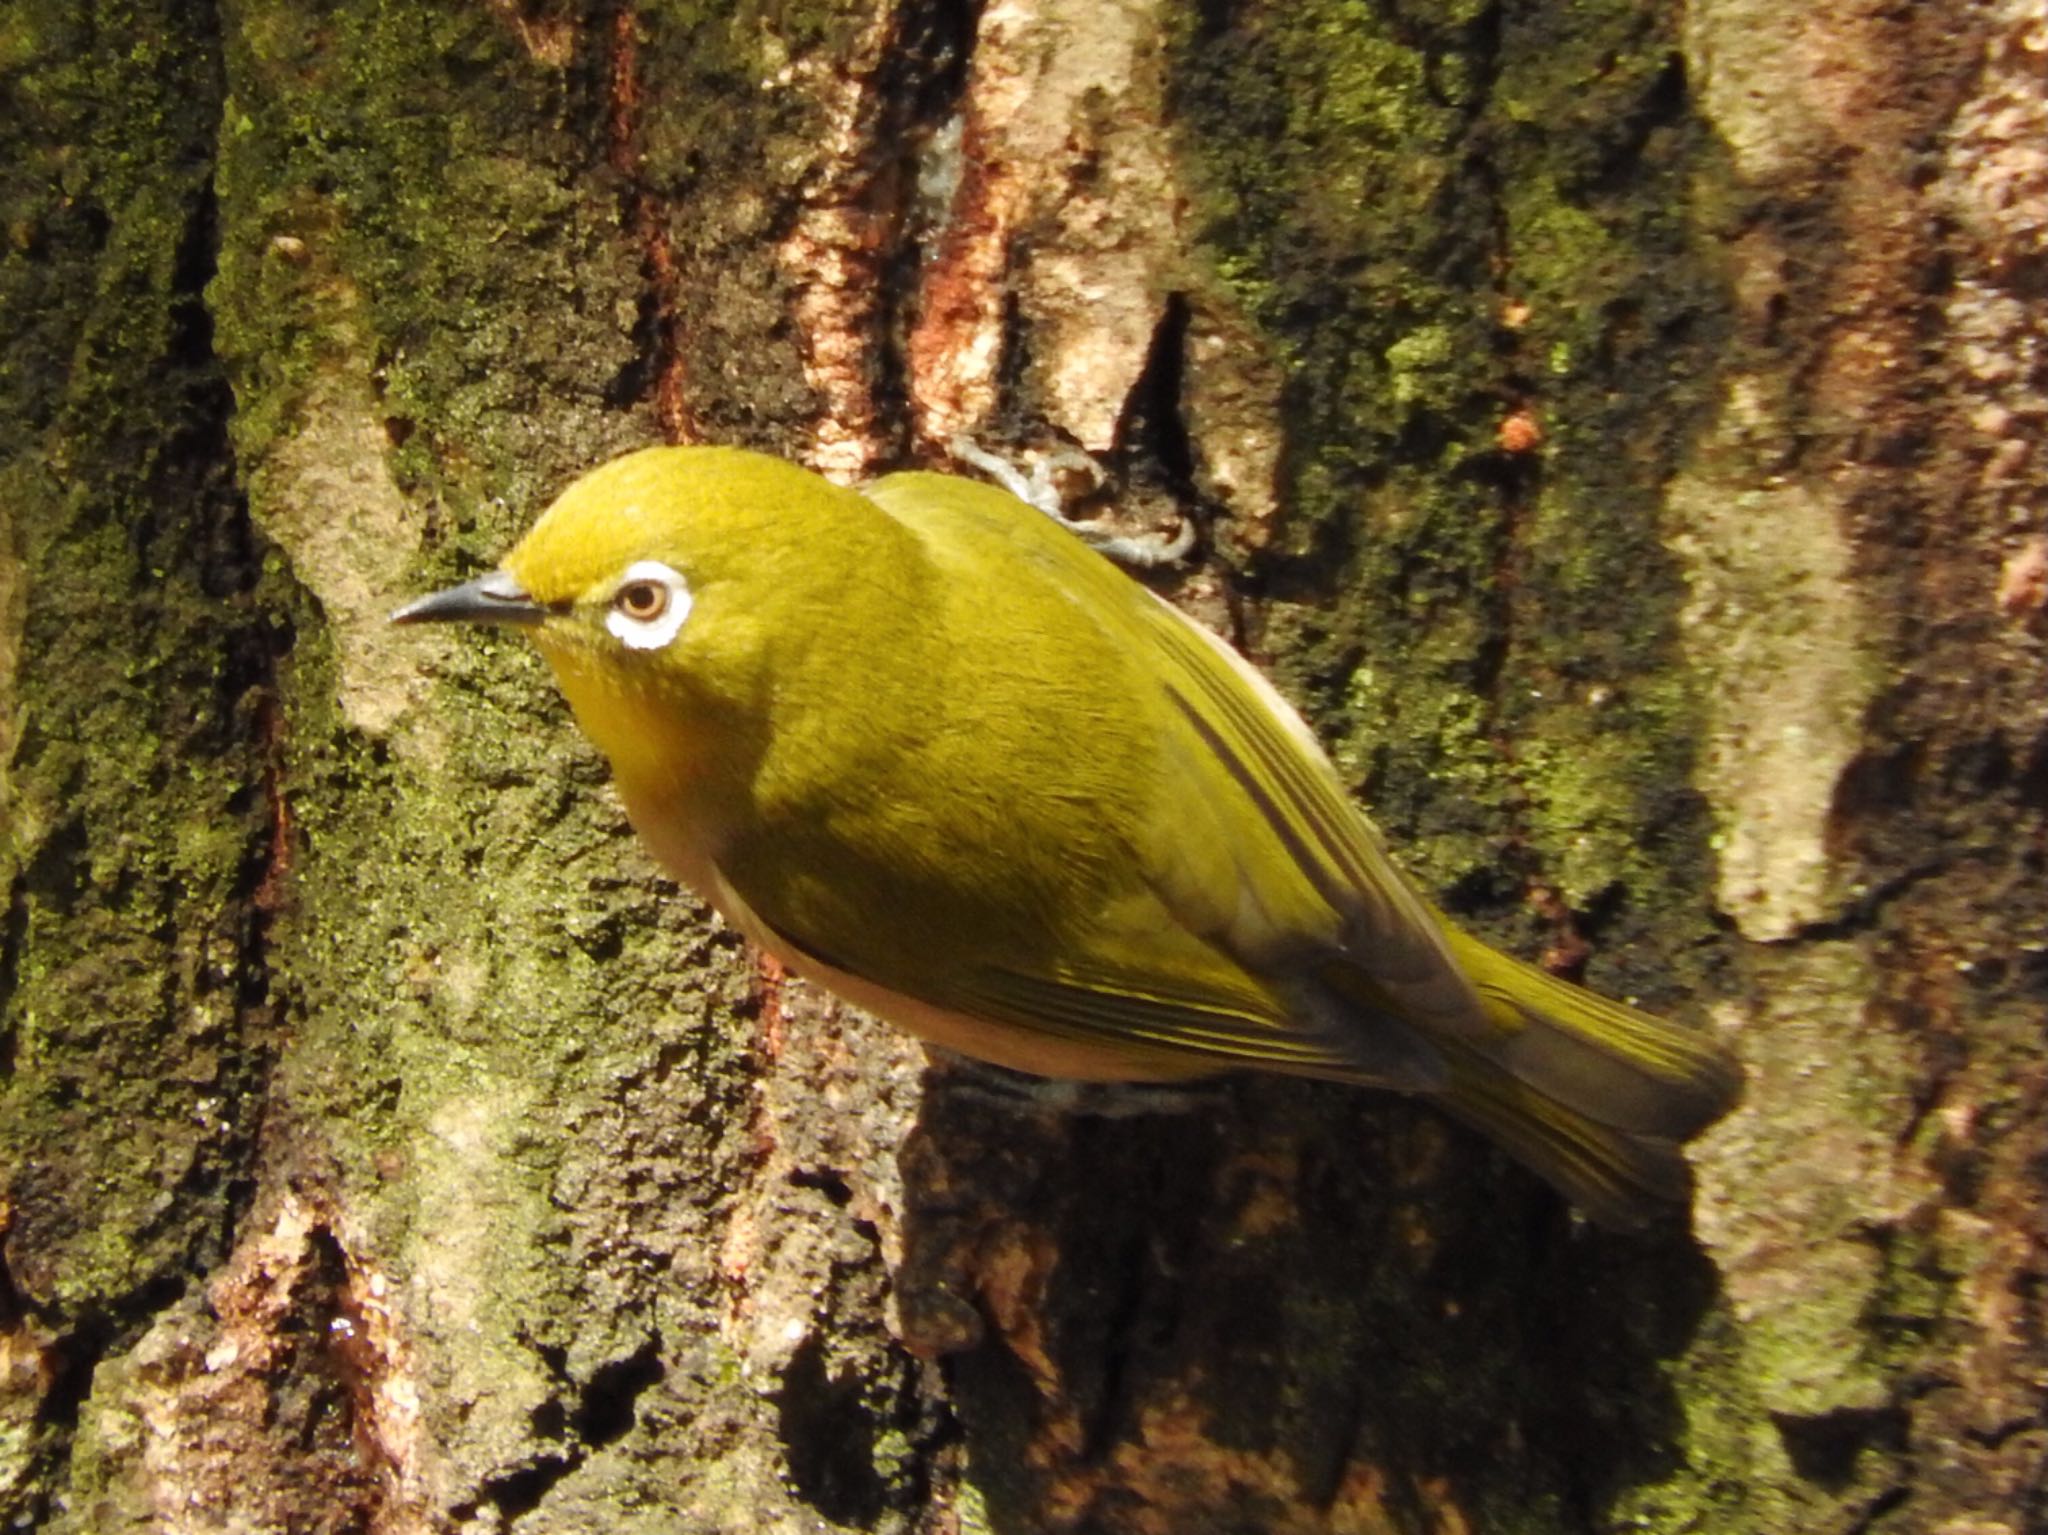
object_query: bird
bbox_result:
[393,445,1741,1226]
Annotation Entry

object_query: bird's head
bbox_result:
[392,445,887,788]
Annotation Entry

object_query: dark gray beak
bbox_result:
[390,570,548,628]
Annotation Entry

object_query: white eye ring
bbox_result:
[605,560,692,651]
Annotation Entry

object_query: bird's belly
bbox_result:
[709,866,1214,1085]
[615,776,1215,1082]
[784,943,1216,1083]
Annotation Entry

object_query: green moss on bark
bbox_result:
[0,0,263,1298]
[1172,0,1727,923]
[0,5,282,1519]
[1161,2,1741,1530]
[211,0,647,508]
[193,1,920,1518]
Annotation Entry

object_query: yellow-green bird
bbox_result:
[395,446,1740,1226]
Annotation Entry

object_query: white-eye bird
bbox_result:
[394,446,1741,1226]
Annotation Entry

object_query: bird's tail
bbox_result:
[1425,928,1742,1227]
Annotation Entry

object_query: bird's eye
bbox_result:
[615,580,668,622]
[604,561,692,651]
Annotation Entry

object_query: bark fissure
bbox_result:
[604,4,693,442]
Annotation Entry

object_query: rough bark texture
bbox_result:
[2,1,2044,1532]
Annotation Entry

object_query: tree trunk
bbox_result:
[3,2,2043,1531]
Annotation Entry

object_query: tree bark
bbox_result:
[2,1,2043,1532]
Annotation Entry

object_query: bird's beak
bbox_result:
[390,570,548,628]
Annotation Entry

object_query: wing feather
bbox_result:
[960,963,1340,1068]
[845,471,1491,1081]
[1133,595,1489,1040]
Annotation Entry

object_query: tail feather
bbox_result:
[1443,927,1744,1140]
[1429,928,1741,1226]
[1435,1042,1696,1228]
[1293,919,1740,1224]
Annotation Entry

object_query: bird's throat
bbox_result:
[537,642,746,886]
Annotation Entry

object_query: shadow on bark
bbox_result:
[897,1071,1719,1532]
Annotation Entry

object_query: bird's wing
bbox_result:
[709,848,1390,1081]
[728,857,1443,1087]
[952,952,1454,1089]
[864,472,1494,1075]
[1130,591,1487,1035]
